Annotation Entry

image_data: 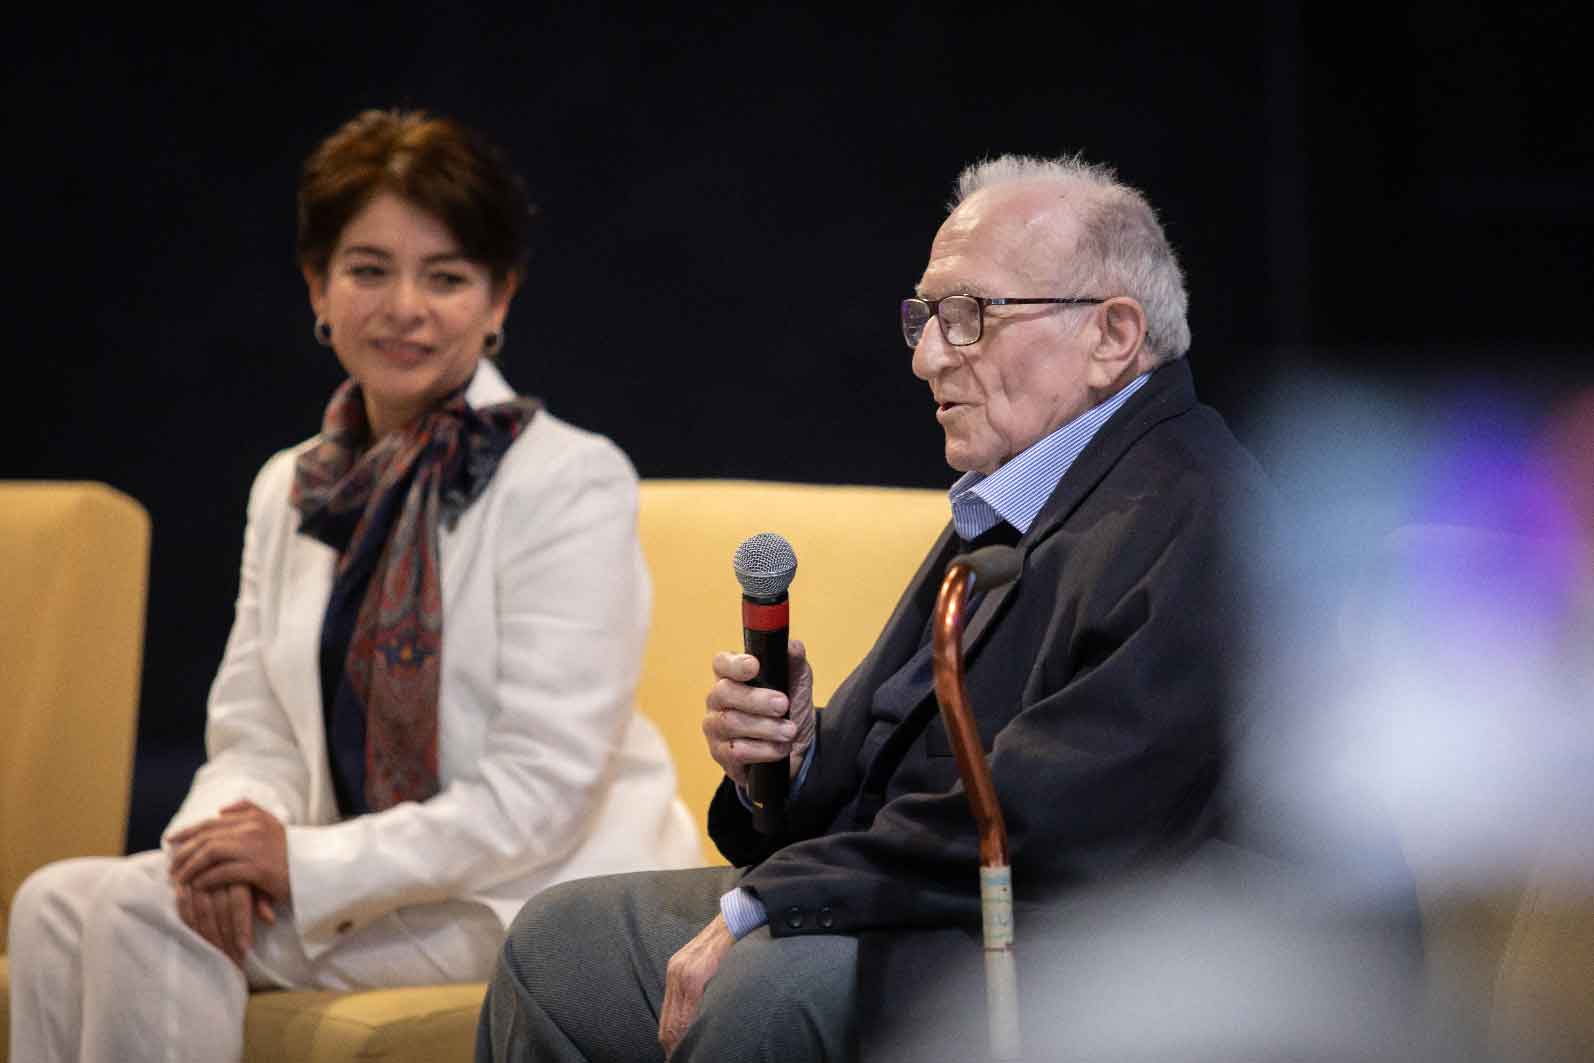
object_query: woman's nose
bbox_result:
[384,276,425,323]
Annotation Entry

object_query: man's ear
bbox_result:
[302,266,328,320]
[1087,297,1148,390]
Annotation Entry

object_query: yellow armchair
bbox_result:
[1,481,150,1063]
[634,478,951,860]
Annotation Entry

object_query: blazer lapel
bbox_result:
[959,570,1016,655]
[1023,360,1198,549]
[956,359,1199,663]
[264,526,338,821]
[857,361,1203,776]
[841,523,959,690]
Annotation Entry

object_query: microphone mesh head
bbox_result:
[733,532,798,597]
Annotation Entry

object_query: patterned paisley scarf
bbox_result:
[292,375,540,811]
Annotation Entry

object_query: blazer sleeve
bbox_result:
[163,449,313,846]
[735,481,1248,937]
[283,429,652,951]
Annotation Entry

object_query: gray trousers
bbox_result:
[476,866,859,1062]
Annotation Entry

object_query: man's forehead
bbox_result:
[917,188,1075,296]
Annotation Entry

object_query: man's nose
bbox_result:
[911,318,959,381]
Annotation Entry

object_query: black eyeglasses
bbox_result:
[900,294,1105,348]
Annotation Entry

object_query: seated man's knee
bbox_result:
[499,873,633,987]
[505,877,598,953]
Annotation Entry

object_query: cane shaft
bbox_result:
[932,566,1009,868]
[934,562,1023,1060]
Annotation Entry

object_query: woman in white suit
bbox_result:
[8,109,699,1063]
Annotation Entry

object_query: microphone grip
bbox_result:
[742,598,790,833]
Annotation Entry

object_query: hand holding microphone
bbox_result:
[702,533,814,833]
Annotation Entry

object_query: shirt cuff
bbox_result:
[719,887,769,940]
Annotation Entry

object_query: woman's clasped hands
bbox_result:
[165,800,290,968]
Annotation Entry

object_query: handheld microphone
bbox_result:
[732,532,798,834]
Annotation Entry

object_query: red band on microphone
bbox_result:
[742,599,789,631]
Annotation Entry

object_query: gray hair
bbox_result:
[953,154,1191,362]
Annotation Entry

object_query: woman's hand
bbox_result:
[173,879,276,969]
[702,640,815,788]
[167,800,292,904]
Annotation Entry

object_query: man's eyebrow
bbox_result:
[915,282,993,300]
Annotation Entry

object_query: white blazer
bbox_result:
[165,362,700,960]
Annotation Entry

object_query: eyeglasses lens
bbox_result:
[940,295,980,345]
[901,299,932,348]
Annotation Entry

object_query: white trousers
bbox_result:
[8,850,503,1063]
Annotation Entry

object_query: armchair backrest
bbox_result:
[0,482,149,946]
[635,479,948,861]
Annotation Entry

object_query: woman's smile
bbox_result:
[370,337,435,365]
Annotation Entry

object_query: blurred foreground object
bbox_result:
[883,377,1594,1061]
[1236,376,1594,1061]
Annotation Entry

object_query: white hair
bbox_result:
[953,154,1192,362]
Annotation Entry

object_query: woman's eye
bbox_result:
[348,264,386,280]
[431,272,468,290]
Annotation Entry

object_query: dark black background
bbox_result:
[5,3,1588,852]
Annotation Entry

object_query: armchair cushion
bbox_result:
[244,985,487,1063]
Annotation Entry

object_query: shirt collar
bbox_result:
[949,372,1149,540]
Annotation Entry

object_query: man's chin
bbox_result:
[944,448,998,477]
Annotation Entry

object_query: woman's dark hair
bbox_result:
[297,109,532,288]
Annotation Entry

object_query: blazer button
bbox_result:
[818,906,835,929]
[336,920,354,934]
[785,906,805,930]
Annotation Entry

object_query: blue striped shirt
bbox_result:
[949,372,1148,540]
[720,373,1150,940]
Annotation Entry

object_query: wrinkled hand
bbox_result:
[167,800,292,904]
[172,878,276,970]
[702,640,815,788]
[659,914,737,1058]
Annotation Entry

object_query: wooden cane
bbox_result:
[931,544,1023,1062]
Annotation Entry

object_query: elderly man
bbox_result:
[477,153,1273,1062]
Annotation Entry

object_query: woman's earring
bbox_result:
[482,329,503,356]
[314,318,333,346]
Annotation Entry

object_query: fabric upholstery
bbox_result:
[1,481,150,1063]
[0,482,149,945]
[633,479,950,861]
[242,985,488,1063]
